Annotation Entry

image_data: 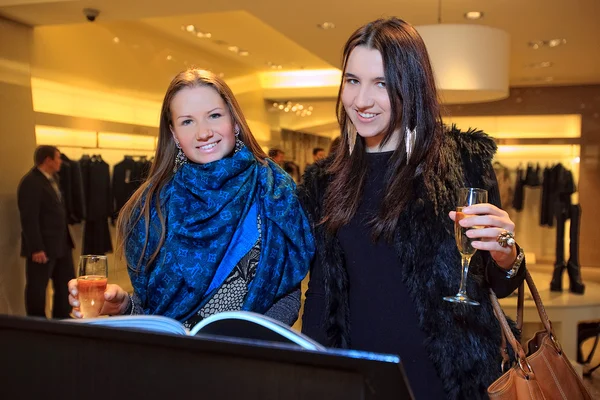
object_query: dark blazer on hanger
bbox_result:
[58,154,86,224]
[80,156,113,255]
[17,168,74,259]
[112,157,144,220]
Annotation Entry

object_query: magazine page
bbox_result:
[65,315,189,336]
[190,311,326,351]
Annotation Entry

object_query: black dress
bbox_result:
[335,152,445,398]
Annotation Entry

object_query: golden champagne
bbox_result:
[454,207,478,256]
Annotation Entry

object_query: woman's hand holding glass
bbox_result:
[68,280,130,318]
[449,204,518,270]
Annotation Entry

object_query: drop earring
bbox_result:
[405,126,417,163]
[173,140,187,173]
[234,126,244,153]
[348,123,358,155]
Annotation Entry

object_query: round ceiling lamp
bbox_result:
[416,0,510,105]
[416,24,509,104]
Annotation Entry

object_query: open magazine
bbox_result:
[65,311,325,351]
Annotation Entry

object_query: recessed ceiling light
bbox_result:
[464,11,484,20]
[196,32,211,39]
[528,39,567,49]
[227,46,239,53]
[527,61,553,68]
[548,38,567,47]
[238,50,249,56]
[185,25,195,32]
[317,22,335,30]
[166,55,173,61]
[112,37,120,44]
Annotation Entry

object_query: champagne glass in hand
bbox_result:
[444,188,488,306]
[77,255,108,318]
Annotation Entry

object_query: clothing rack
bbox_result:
[58,144,155,153]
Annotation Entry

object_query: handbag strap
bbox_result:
[499,281,524,371]
[516,280,524,331]
[490,270,562,377]
[524,270,557,344]
[491,288,527,356]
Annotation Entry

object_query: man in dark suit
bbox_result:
[17,145,75,318]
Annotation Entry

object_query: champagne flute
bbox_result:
[444,188,488,306]
[77,255,108,318]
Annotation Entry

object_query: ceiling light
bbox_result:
[528,61,553,68]
[416,24,509,104]
[271,101,313,116]
[238,50,249,56]
[548,38,567,47]
[528,38,567,49]
[227,46,239,53]
[464,11,483,20]
[166,55,173,61]
[196,32,211,38]
[112,37,120,44]
[317,22,335,30]
[185,25,195,32]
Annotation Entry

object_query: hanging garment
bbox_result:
[540,166,552,226]
[493,161,514,209]
[80,155,113,255]
[59,153,85,224]
[512,166,525,211]
[112,156,145,221]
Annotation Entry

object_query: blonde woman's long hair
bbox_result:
[116,69,267,272]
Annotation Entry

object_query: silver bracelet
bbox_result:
[505,246,525,279]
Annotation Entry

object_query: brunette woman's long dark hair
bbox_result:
[322,17,445,241]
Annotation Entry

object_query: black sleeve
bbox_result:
[17,176,45,254]
[297,161,334,346]
[264,288,301,326]
[482,164,527,298]
[301,252,331,346]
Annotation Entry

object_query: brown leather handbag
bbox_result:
[487,270,592,399]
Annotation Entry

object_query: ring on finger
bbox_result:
[497,230,516,248]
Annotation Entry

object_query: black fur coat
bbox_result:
[298,128,526,399]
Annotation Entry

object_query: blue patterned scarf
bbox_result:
[126,147,315,321]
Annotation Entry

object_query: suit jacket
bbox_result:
[59,153,86,224]
[17,168,74,259]
[112,157,144,220]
